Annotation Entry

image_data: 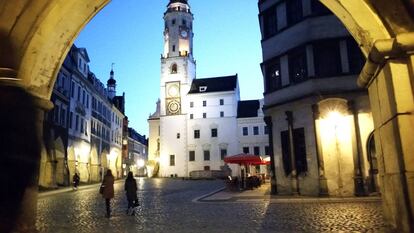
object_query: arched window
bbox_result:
[171,63,178,74]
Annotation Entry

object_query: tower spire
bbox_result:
[107,63,116,99]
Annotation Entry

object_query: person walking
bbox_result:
[101,169,115,218]
[72,173,80,190]
[124,171,138,216]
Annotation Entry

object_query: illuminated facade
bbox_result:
[259,0,376,197]
[40,45,127,185]
[127,128,148,176]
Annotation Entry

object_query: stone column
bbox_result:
[367,58,414,232]
[264,116,277,194]
[348,101,366,196]
[0,75,53,233]
[311,104,329,196]
[285,111,299,195]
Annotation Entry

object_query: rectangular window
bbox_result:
[190,114,193,119]
[204,150,210,161]
[92,97,96,110]
[287,0,303,25]
[281,128,308,176]
[220,111,224,117]
[82,90,86,105]
[264,126,269,135]
[84,121,87,135]
[265,60,282,92]
[182,19,186,25]
[194,130,200,139]
[220,149,227,160]
[211,128,217,137]
[190,102,194,108]
[243,147,249,154]
[170,155,175,166]
[189,151,195,161]
[60,108,66,126]
[347,38,366,74]
[253,126,259,135]
[203,113,207,118]
[254,146,260,156]
[220,99,224,105]
[262,5,277,38]
[75,115,79,131]
[77,86,81,100]
[289,47,308,83]
[86,94,89,108]
[242,127,248,136]
[172,45,176,52]
[203,100,207,107]
[204,166,210,171]
[314,40,341,77]
[69,112,73,129]
[80,118,84,133]
[172,19,176,25]
[71,81,75,97]
[265,146,270,155]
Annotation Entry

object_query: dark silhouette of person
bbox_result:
[0,84,41,233]
[72,173,80,190]
[101,169,115,218]
[124,171,138,215]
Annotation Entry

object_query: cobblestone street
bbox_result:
[36,179,386,233]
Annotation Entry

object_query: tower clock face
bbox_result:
[180,29,188,38]
[168,85,179,97]
[167,100,180,114]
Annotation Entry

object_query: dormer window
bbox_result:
[171,63,178,74]
[199,86,207,92]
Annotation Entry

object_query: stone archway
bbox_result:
[0,0,413,232]
[317,1,414,232]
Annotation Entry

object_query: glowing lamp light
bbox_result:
[326,111,342,125]
[137,159,145,168]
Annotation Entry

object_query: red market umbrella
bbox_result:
[224,153,267,165]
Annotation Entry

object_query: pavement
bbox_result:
[196,182,382,203]
[38,180,124,198]
[36,179,386,233]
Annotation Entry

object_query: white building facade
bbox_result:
[148,0,269,178]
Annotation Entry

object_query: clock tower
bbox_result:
[160,0,195,116]
[157,0,196,177]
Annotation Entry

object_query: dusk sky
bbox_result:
[75,0,263,136]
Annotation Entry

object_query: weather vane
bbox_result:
[111,62,115,70]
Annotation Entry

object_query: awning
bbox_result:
[224,153,269,165]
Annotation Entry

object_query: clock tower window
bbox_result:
[171,64,178,74]
[172,45,176,52]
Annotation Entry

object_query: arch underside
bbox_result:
[1,0,413,100]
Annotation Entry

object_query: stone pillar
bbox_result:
[0,76,53,233]
[311,104,329,196]
[285,111,299,195]
[348,101,366,196]
[264,116,277,194]
[365,54,414,232]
